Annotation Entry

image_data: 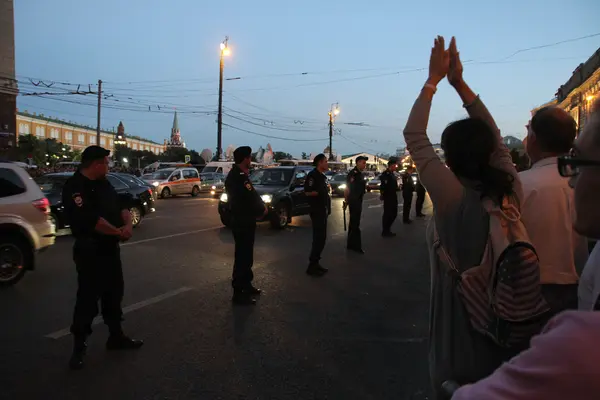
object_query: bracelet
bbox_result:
[463,95,480,109]
[424,83,437,94]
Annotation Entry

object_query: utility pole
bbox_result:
[328,103,340,161]
[216,36,230,161]
[96,79,102,145]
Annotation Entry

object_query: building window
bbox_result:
[132,143,138,150]
[65,131,73,143]
[100,137,106,146]
[18,123,30,135]
[90,135,97,145]
[35,126,45,138]
[109,139,114,147]
[78,133,85,144]
[50,128,59,139]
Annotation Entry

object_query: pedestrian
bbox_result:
[401,166,416,224]
[415,174,427,217]
[345,155,368,253]
[304,153,330,276]
[379,157,399,237]
[520,106,588,314]
[403,36,522,397]
[224,146,268,305]
[62,145,143,370]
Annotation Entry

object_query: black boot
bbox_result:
[69,336,87,370]
[306,263,328,276]
[106,333,144,350]
[232,289,256,305]
[245,285,262,296]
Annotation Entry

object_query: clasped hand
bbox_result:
[428,36,463,87]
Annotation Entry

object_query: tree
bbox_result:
[301,152,309,160]
[273,151,293,161]
[16,135,76,166]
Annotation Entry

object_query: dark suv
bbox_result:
[218,166,330,229]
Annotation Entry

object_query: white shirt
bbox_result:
[579,243,600,310]
[519,157,588,284]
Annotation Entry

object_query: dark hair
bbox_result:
[313,153,327,166]
[441,118,514,203]
[234,152,250,164]
[531,106,576,153]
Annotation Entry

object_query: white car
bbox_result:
[0,162,55,286]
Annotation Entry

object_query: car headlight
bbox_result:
[211,185,216,190]
[220,193,228,202]
[152,182,159,187]
[338,184,346,190]
[261,194,272,204]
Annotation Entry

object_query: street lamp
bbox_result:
[216,36,231,161]
[328,103,340,161]
[122,157,128,164]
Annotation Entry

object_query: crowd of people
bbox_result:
[404,36,600,399]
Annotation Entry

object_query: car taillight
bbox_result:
[147,189,152,196]
[32,198,50,214]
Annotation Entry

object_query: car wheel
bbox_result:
[129,206,142,228]
[271,203,289,229]
[161,187,171,198]
[0,235,30,287]
[220,212,231,227]
[191,186,200,197]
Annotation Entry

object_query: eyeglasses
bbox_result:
[557,152,600,177]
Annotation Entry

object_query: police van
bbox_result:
[144,167,202,198]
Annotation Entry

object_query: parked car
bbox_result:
[0,162,55,286]
[366,177,381,192]
[115,172,157,201]
[329,174,347,196]
[200,172,226,197]
[144,167,201,199]
[218,166,330,229]
[36,172,156,230]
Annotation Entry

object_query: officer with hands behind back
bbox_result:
[401,166,416,224]
[345,155,368,253]
[304,153,330,277]
[379,157,399,237]
[62,145,143,371]
[225,146,268,305]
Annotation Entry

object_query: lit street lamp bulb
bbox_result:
[220,42,226,50]
[334,108,340,116]
[222,47,231,56]
[122,157,128,163]
[586,95,595,102]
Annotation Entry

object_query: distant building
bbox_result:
[532,47,600,134]
[166,111,185,148]
[114,121,127,146]
[16,110,165,154]
[503,135,523,150]
[0,0,17,155]
[341,152,388,172]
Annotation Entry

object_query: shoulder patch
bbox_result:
[72,193,83,207]
[350,176,355,183]
[308,177,314,186]
[245,182,252,191]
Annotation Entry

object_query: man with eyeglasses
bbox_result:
[520,106,589,314]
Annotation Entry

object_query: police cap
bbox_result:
[81,145,110,164]
[233,146,252,163]
[356,155,368,163]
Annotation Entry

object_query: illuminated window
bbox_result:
[65,131,73,143]
[18,123,30,135]
[90,135,97,145]
[100,137,106,146]
[50,128,59,139]
[35,126,45,137]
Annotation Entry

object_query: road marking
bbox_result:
[121,225,223,247]
[368,203,404,209]
[45,287,194,339]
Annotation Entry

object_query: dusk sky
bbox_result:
[14,0,600,157]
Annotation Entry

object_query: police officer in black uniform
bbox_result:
[345,155,368,253]
[415,173,426,218]
[225,146,267,305]
[304,154,330,276]
[62,146,143,370]
[379,157,399,237]
[401,166,416,224]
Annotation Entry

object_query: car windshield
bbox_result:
[331,175,346,182]
[200,173,214,179]
[34,176,68,193]
[250,169,293,186]
[202,166,218,173]
[117,174,146,186]
[152,169,174,180]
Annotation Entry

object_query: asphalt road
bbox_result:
[0,191,434,400]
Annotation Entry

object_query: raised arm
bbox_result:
[403,36,463,212]
[448,38,523,203]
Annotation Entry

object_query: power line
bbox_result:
[222,123,328,142]
[223,112,327,133]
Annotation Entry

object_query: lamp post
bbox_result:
[328,103,340,161]
[216,36,231,161]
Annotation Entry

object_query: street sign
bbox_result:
[184,155,191,163]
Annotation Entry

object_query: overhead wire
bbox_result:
[222,123,328,142]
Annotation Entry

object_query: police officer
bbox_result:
[401,166,416,224]
[304,154,330,276]
[379,157,399,237]
[225,146,268,305]
[345,155,368,253]
[415,173,426,218]
[62,146,143,370]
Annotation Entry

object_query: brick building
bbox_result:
[16,110,165,155]
[0,0,17,156]
[532,47,600,134]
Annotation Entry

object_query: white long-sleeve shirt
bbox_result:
[519,157,588,284]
